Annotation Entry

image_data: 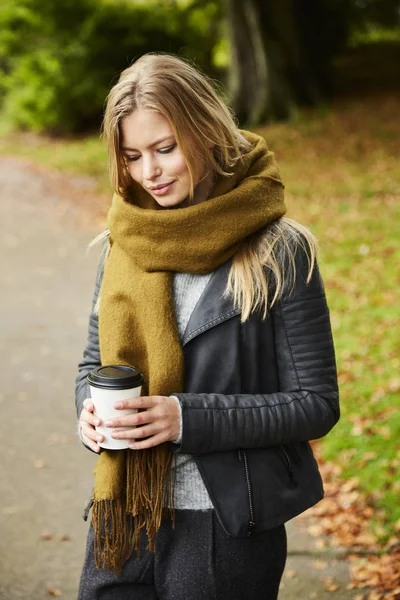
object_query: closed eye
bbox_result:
[158,143,177,155]
[124,144,177,163]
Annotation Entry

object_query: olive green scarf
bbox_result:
[93,130,286,572]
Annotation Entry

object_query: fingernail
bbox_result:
[129,444,137,450]
[105,420,113,427]
[94,419,100,427]
[96,436,103,442]
[114,402,122,409]
[111,432,119,439]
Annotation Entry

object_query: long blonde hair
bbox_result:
[93,52,317,321]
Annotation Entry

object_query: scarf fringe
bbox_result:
[92,446,176,574]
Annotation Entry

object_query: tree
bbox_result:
[226,0,349,125]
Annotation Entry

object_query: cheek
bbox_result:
[169,153,190,179]
[127,163,141,181]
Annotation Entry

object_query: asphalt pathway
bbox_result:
[0,157,361,599]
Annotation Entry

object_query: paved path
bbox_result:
[0,157,361,599]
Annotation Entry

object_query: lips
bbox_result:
[148,181,175,196]
[149,182,173,191]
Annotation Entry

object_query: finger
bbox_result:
[128,433,166,450]
[81,429,102,453]
[83,398,94,411]
[106,409,154,429]
[81,409,102,427]
[113,396,160,411]
[82,423,104,444]
[111,423,159,440]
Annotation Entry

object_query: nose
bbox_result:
[142,153,161,182]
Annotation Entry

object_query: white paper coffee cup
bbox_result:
[87,365,144,450]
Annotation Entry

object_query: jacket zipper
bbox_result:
[238,448,256,536]
[279,445,298,488]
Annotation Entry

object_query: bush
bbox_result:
[0,0,222,134]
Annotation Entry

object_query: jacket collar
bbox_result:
[182,260,241,346]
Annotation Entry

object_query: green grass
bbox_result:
[1,93,399,542]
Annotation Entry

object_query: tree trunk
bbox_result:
[225,0,268,125]
[226,0,335,125]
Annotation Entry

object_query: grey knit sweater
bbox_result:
[170,271,213,510]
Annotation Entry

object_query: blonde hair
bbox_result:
[94,53,317,320]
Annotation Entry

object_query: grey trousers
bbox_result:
[78,510,287,600]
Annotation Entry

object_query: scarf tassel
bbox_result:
[92,447,176,574]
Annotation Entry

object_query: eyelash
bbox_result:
[126,143,177,162]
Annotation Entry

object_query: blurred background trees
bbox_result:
[0,0,399,133]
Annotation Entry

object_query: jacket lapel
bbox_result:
[182,260,241,346]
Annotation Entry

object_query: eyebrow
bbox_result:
[121,136,174,152]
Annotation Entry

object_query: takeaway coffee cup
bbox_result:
[87,365,144,450]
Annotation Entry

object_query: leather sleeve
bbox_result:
[174,248,340,455]
[75,251,104,420]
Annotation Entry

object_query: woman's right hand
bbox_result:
[79,398,104,453]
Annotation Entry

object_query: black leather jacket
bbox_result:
[76,242,339,538]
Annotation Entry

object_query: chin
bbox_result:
[154,195,188,209]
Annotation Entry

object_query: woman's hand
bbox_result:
[106,396,181,450]
[79,398,104,453]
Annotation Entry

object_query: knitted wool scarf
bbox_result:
[93,130,286,572]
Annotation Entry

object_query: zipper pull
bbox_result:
[237,448,242,460]
[247,520,255,537]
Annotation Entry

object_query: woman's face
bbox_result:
[120,108,210,208]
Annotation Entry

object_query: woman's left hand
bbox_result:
[106,396,180,449]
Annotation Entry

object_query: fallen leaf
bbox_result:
[56,534,70,541]
[312,560,328,569]
[3,506,18,515]
[46,589,62,597]
[284,569,297,578]
[40,532,53,541]
[323,575,340,591]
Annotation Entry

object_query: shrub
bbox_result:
[0,0,222,134]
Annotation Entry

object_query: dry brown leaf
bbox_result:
[308,524,323,537]
[312,561,328,570]
[325,582,340,592]
[46,589,62,597]
[40,532,53,541]
[3,506,18,515]
[305,451,400,597]
[56,534,70,541]
[284,569,297,578]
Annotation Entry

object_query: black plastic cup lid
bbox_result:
[87,365,144,390]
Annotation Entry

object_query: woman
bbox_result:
[75,52,339,600]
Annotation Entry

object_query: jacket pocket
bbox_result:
[278,445,299,488]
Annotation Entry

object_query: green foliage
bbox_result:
[0,0,223,133]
